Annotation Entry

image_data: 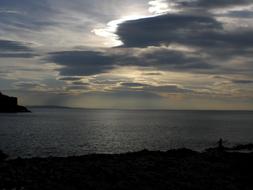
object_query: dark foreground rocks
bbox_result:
[0,149,253,190]
[0,92,30,113]
[0,151,8,161]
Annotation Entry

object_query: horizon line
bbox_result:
[27,105,253,112]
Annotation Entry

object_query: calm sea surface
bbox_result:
[0,108,253,158]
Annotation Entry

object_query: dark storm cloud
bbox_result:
[0,40,32,52]
[231,79,253,84]
[48,48,214,76]
[71,81,89,86]
[0,39,36,58]
[139,48,214,70]
[121,82,150,87]
[177,0,253,9]
[117,14,222,48]
[47,4,253,77]
[144,72,162,76]
[116,11,253,77]
[58,77,82,81]
[48,51,117,76]
[117,13,253,50]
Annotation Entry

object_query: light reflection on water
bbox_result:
[0,108,253,158]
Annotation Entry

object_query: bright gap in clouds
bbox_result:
[93,0,175,47]
[92,15,146,47]
[149,0,178,14]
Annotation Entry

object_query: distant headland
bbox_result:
[0,92,30,113]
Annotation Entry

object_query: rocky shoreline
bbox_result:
[0,148,253,190]
[0,92,30,113]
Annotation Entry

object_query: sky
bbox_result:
[0,0,253,110]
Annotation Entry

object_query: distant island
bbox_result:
[0,92,30,113]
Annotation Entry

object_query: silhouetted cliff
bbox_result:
[0,92,30,113]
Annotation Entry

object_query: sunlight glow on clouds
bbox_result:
[93,0,179,47]
[92,16,147,47]
[149,0,178,13]
[1,0,253,109]
[93,12,159,47]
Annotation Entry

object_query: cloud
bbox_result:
[119,82,193,94]
[143,72,162,76]
[146,84,193,94]
[0,39,36,58]
[0,0,55,30]
[117,13,253,50]
[58,77,82,81]
[48,51,117,76]
[225,10,253,18]
[117,14,223,48]
[14,81,46,91]
[115,11,253,77]
[231,79,253,84]
[48,47,215,77]
[138,47,214,70]
[178,0,253,9]
[102,89,161,99]
[89,75,130,85]
[0,39,32,52]
[0,53,36,58]
[159,0,253,12]
[65,85,90,91]
[121,82,150,87]
[1,0,253,109]
[211,75,253,85]
[71,81,89,86]
[0,0,151,49]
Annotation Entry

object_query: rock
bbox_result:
[1,149,253,190]
[0,92,30,113]
[0,150,8,161]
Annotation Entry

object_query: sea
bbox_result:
[0,108,253,158]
